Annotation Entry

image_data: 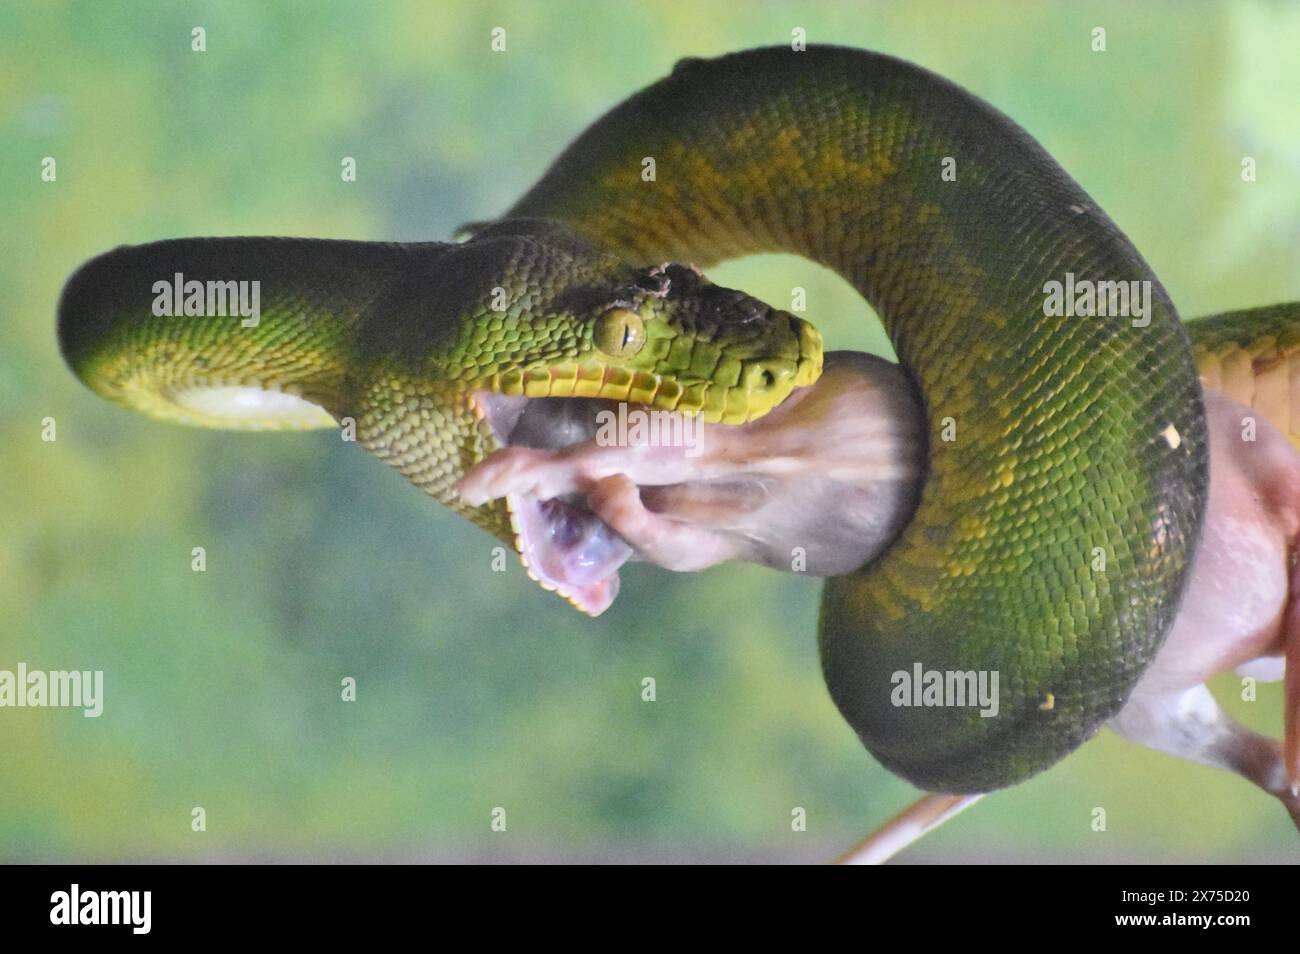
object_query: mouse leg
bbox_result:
[586,474,743,571]
[1109,683,1300,830]
[1281,555,1300,796]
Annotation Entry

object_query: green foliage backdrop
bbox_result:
[2,0,1298,861]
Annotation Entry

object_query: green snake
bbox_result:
[59,46,1213,793]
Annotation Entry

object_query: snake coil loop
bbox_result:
[503,46,1209,790]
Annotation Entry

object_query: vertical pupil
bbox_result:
[598,311,641,355]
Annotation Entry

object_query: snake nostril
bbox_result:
[634,270,671,296]
[739,299,767,324]
[760,368,776,389]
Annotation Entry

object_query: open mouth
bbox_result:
[471,392,641,616]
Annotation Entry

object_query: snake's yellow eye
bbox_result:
[593,309,646,358]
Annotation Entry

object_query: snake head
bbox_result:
[427,220,824,422]
[387,219,824,614]
[583,259,824,420]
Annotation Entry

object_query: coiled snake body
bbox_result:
[60,47,1210,793]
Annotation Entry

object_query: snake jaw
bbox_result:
[471,390,636,616]
[464,306,823,614]
[505,492,629,616]
[463,313,824,616]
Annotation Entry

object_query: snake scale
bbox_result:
[60,46,1217,793]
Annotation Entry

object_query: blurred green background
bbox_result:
[3,0,1299,862]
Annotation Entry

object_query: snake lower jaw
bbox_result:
[506,493,631,616]
[469,390,638,616]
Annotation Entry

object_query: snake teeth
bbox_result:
[505,492,629,617]
[472,390,636,616]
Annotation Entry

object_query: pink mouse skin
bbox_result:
[461,350,1300,826]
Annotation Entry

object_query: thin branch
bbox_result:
[834,793,984,864]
